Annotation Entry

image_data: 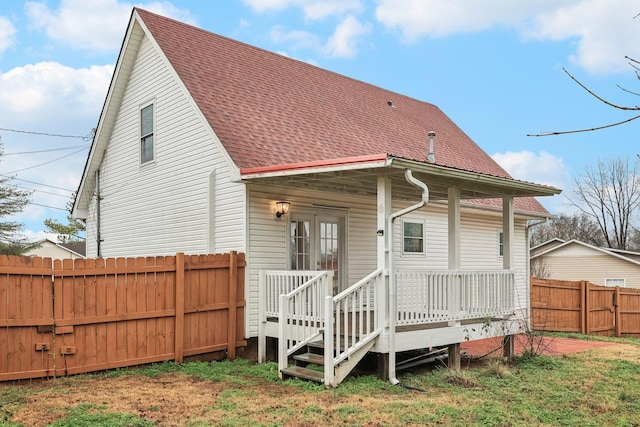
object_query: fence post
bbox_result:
[614,286,621,337]
[227,251,238,360]
[175,253,185,363]
[579,281,586,334]
[583,281,590,336]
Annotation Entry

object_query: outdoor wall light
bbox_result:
[275,201,291,218]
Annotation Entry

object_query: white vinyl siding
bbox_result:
[536,246,640,289]
[245,186,530,336]
[85,34,244,257]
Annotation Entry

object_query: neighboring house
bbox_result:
[25,238,86,260]
[72,9,560,386]
[531,239,640,288]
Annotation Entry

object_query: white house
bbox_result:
[24,238,85,260]
[531,239,640,288]
[72,9,560,386]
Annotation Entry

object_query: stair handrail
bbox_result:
[278,270,333,378]
[324,269,383,386]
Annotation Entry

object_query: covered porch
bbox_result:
[242,155,559,386]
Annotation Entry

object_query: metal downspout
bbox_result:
[388,169,429,384]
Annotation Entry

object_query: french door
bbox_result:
[290,213,345,294]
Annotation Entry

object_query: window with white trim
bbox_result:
[498,231,504,257]
[605,278,625,287]
[140,103,154,164]
[402,219,425,254]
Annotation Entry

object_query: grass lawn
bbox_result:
[1,334,639,426]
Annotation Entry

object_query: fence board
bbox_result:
[0,252,245,381]
[531,277,640,338]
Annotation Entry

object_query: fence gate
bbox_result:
[586,283,615,336]
[0,256,55,381]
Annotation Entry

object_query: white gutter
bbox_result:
[388,169,430,385]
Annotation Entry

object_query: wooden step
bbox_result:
[293,352,324,365]
[281,366,324,383]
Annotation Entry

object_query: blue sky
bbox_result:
[1,0,639,242]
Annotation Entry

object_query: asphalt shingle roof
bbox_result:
[135,9,550,215]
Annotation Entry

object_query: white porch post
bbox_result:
[447,186,462,368]
[448,187,461,270]
[502,195,515,359]
[502,196,514,270]
[377,176,391,336]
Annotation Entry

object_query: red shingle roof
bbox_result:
[137,9,511,177]
[135,9,551,215]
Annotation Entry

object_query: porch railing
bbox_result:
[395,270,515,326]
[324,269,383,386]
[277,271,333,376]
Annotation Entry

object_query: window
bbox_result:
[403,220,425,254]
[605,278,625,287]
[498,231,504,257]
[290,220,311,270]
[140,103,154,163]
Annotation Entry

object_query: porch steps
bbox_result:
[293,352,324,366]
[280,365,325,383]
[281,335,377,386]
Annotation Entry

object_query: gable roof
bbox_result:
[136,9,511,176]
[531,239,640,268]
[74,8,559,217]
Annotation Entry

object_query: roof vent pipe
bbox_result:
[427,131,436,163]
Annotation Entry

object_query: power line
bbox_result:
[0,174,75,192]
[30,202,69,211]
[15,185,73,198]
[0,127,91,140]
[2,147,87,174]
[3,145,88,155]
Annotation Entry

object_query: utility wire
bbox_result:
[0,174,75,192]
[0,127,91,140]
[14,184,72,198]
[2,147,87,174]
[3,145,88,155]
[30,202,69,211]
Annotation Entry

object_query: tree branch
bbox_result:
[527,114,640,136]
[563,68,640,110]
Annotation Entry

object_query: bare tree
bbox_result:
[529,57,640,137]
[571,157,640,250]
[530,213,606,247]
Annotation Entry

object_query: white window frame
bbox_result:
[401,218,426,255]
[604,278,625,287]
[140,101,156,165]
[498,230,504,258]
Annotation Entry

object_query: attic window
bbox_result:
[140,103,154,164]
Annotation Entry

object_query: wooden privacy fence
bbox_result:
[531,277,640,337]
[0,252,246,381]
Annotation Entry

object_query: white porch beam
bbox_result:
[448,186,461,270]
[502,196,514,269]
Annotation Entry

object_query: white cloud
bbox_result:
[326,15,371,58]
[493,150,574,215]
[269,26,322,52]
[25,0,195,52]
[525,0,640,73]
[244,0,363,21]
[0,61,112,120]
[492,150,571,190]
[375,0,638,74]
[0,16,16,55]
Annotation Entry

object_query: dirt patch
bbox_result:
[460,334,619,358]
[4,337,638,426]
